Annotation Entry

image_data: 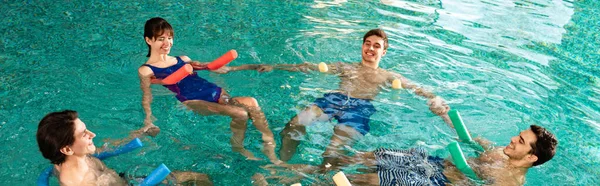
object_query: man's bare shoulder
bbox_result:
[58,168,87,186]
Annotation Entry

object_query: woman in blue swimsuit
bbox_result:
[137,17,279,163]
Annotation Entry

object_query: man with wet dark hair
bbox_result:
[36,110,213,186]
[260,125,558,186]
[257,29,452,169]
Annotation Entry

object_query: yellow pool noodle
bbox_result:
[333,171,351,186]
[392,79,402,89]
[318,62,328,73]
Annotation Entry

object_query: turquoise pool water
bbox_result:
[1,0,599,185]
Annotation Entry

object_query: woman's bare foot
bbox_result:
[131,124,161,138]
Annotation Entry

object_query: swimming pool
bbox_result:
[1,0,598,185]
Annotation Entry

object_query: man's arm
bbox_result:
[189,60,266,73]
[473,137,495,151]
[389,72,452,126]
[258,62,344,74]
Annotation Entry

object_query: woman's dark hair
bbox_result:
[144,17,174,57]
[529,125,558,166]
[36,110,78,165]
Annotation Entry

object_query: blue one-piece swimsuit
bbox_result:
[142,56,222,103]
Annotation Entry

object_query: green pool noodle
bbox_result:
[448,110,472,142]
[448,142,479,180]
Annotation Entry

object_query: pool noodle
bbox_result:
[140,163,171,186]
[448,110,486,152]
[37,138,143,186]
[392,79,402,89]
[448,110,472,142]
[448,142,479,180]
[94,138,143,160]
[207,50,237,70]
[332,171,352,186]
[160,64,193,85]
[318,62,328,73]
[36,167,53,186]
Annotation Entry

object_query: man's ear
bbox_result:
[526,154,538,164]
[145,37,152,45]
[60,146,74,156]
[382,49,387,56]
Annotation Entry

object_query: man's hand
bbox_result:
[427,96,450,116]
[210,66,230,74]
[257,65,273,72]
[189,61,208,70]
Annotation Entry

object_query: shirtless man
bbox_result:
[342,125,558,185]
[258,29,452,167]
[260,125,557,186]
[36,110,212,186]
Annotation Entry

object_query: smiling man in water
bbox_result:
[340,125,558,185]
[36,110,213,186]
[257,29,452,169]
[260,125,558,186]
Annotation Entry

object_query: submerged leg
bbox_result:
[279,105,329,162]
[229,97,280,164]
[320,124,362,171]
[184,100,258,160]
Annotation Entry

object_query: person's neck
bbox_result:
[58,154,89,171]
[148,54,169,63]
[359,60,379,69]
[506,159,530,174]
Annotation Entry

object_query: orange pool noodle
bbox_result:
[207,50,237,70]
[161,64,193,85]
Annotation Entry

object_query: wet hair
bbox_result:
[363,28,389,50]
[529,125,558,166]
[36,110,79,165]
[144,17,174,57]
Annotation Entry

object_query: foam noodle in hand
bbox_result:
[333,171,352,186]
[448,110,472,142]
[94,138,143,160]
[448,142,479,180]
[161,64,193,85]
[392,79,402,89]
[207,50,237,70]
[318,62,328,73]
[140,164,171,186]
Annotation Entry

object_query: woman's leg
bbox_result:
[184,99,258,160]
[227,97,280,164]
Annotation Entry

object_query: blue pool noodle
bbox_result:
[95,138,143,160]
[36,167,53,186]
[37,138,143,186]
[140,163,171,186]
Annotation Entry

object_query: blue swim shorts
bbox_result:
[313,92,377,135]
